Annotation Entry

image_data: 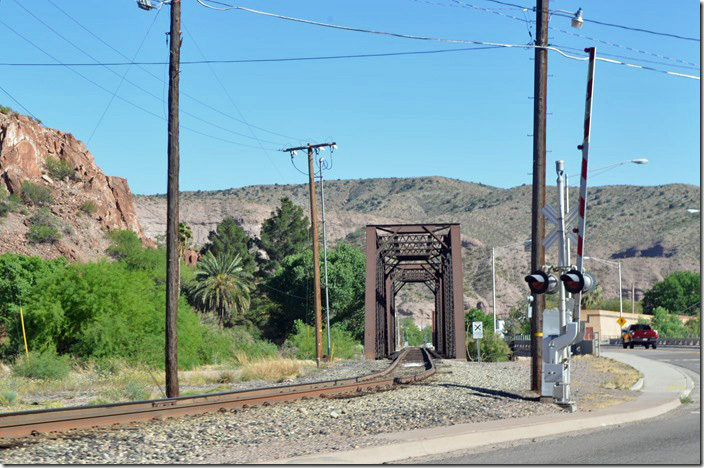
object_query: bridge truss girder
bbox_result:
[364,224,466,360]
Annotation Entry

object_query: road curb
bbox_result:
[631,377,644,391]
[264,353,691,465]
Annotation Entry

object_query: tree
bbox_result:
[263,245,365,341]
[257,197,310,274]
[188,251,253,327]
[642,271,700,316]
[178,222,192,256]
[581,283,604,310]
[649,306,687,338]
[201,217,256,275]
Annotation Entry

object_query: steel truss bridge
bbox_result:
[364,224,465,360]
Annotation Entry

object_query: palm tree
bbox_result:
[189,251,253,327]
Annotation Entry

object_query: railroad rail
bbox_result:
[0,347,435,439]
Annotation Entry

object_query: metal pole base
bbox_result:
[557,402,577,413]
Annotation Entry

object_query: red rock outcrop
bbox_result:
[0,112,149,261]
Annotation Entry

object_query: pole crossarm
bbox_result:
[281,142,337,152]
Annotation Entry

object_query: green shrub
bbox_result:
[12,349,71,380]
[0,390,17,406]
[466,332,511,362]
[124,380,150,401]
[20,181,53,207]
[79,200,97,215]
[27,208,62,244]
[284,320,362,360]
[27,224,61,243]
[0,105,18,117]
[45,157,76,181]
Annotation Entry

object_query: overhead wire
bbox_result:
[0,46,506,67]
[479,0,699,42]
[182,23,284,177]
[0,83,38,120]
[13,2,287,147]
[442,0,698,68]
[87,3,162,144]
[193,1,700,80]
[45,0,300,142]
[0,18,281,150]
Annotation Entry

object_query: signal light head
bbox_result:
[560,270,596,294]
[524,270,558,294]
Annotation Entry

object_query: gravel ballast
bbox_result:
[0,357,635,464]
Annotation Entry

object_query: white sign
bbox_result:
[472,321,483,339]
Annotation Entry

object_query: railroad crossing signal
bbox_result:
[525,270,558,295]
[542,203,578,249]
[616,317,627,327]
[560,269,596,294]
[472,321,483,339]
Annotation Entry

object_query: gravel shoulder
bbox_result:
[0,355,639,464]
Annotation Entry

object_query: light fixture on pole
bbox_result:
[589,158,648,178]
[548,7,584,29]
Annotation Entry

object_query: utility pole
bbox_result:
[530,0,549,394]
[318,156,332,359]
[282,142,336,367]
[164,0,181,398]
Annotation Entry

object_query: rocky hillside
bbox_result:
[135,177,700,326]
[0,112,147,262]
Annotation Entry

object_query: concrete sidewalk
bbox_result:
[265,351,695,464]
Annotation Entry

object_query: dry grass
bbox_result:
[587,356,642,390]
[239,357,313,383]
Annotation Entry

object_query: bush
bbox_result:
[27,224,62,243]
[0,105,18,117]
[45,157,76,181]
[27,208,62,244]
[12,349,71,380]
[20,181,53,207]
[79,200,97,215]
[0,390,17,406]
[466,332,511,362]
[284,319,362,360]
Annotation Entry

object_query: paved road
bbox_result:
[601,344,700,374]
[400,347,700,465]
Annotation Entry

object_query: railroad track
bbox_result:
[0,347,435,439]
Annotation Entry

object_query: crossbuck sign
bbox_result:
[472,321,483,339]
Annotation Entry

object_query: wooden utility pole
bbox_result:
[165,0,181,398]
[530,0,549,394]
[281,142,336,367]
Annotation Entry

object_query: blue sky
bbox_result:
[0,0,699,195]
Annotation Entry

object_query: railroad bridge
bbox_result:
[364,224,465,360]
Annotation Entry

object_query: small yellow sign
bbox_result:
[616,317,627,327]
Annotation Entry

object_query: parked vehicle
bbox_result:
[622,323,659,349]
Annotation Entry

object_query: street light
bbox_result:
[589,159,648,178]
[583,256,622,318]
[548,7,584,29]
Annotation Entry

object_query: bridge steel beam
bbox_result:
[364,223,465,360]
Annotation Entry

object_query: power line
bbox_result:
[45,0,301,143]
[443,0,698,68]
[183,23,283,177]
[13,1,286,147]
[0,83,37,119]
[554,44,699,72]
[87,4,162,144]
[478,0,699,41]
[0,18,281,150]
[0,46,505,67]
[193,1,700,80]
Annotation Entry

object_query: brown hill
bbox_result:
[0,112,147,261]
[135,177,700,323]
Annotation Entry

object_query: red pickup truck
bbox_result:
[622,323,659,349]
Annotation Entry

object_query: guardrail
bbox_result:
[609,337,700,347]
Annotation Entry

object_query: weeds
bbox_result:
[20,181,53,207]
[79,200,97,215]
[12,350,71,380]
[239,357,306,382]
[45,157,76,181]
[680,396,693,404]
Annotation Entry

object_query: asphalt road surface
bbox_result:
[400,347,701,465]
